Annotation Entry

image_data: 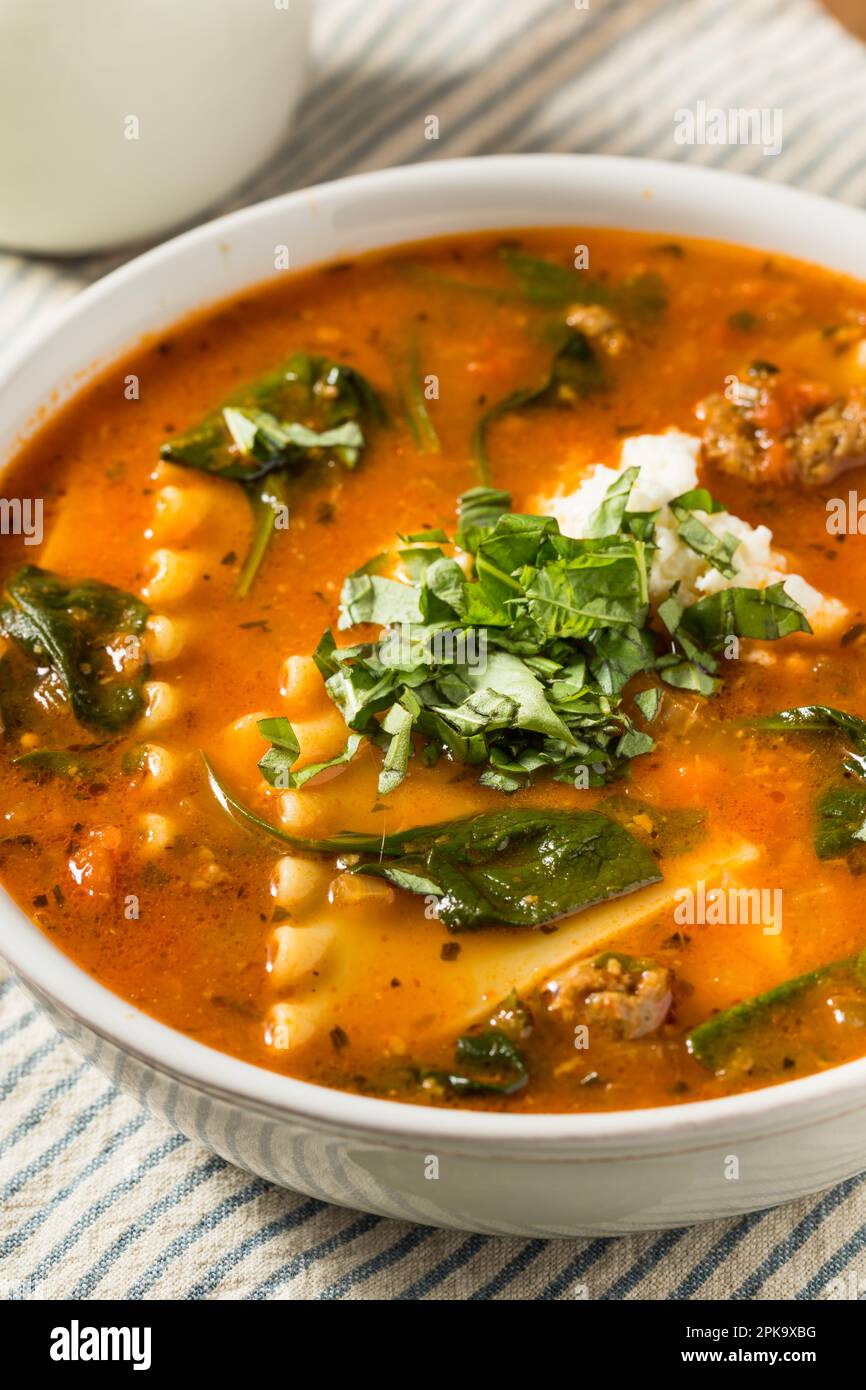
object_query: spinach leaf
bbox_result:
[428,1029,528,1095]
[0,566,149,733]
[160,353,384,596]
[468,253,666,479]
[162,353,383,481]
[393,337,440,454]
[204,757,662,931]
[751,705,866,772]
[15,743,147,788]
[235,472,291,601]
[749,706,866,860]
[14,748,97,782]
[358,808,663,932]
[500,251,668,320]
[816,784,866,859]
[472,330,605,482]
[603,794,706,858]
[687,951,866,1074]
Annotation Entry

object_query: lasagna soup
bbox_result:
[2,228,866,1113]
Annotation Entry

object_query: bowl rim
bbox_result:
[4,151,866,1153]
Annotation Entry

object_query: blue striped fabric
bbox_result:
[3,0,866,1299]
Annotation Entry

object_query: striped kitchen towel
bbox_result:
[3,0,866,1300]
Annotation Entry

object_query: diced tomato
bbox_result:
[67,825,124,901]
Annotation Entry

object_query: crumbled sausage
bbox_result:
[787,386,866,484]
[698,363,866,486]
[542,952,673,1040]
[565,303,629,357]
[696,390,764,479]
[696,361,786,481]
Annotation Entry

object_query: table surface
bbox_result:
[3,0,866,1301]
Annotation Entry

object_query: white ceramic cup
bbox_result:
[0,0,312,255]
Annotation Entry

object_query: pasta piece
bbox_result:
[423,837,761,1042]
[138,812,176,855]
[142,548,200,603]
[277,790,324,835]
[143,613,186,664]
[267,923,333,990]
[150,483,212,543]
[330,872,395,908]
[271,854,328,910]
[291,708,352,766]
[189,847,229,889]
[142,743,177,788]
[214,711,270,765]
[264,1001,319,1053]
[279,654,324,710]
[140,681,179,729]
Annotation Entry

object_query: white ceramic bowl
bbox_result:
[3,156,866,1237]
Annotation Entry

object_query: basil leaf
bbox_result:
[669,488,740,579]
[524,538,651,639]
[455,650,576,744]
[256,716,361,789]
[339,572,426,628]
[655,589,720,694]
[256,716,300,786]
[296,480,813,801]
[634,688,662,722]
[680,582,811,647]
[585,466,640,538]
[378,701,416,796]
[455,486,512,552]
[588,624,658,697]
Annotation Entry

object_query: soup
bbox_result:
[2,228,866,1113]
